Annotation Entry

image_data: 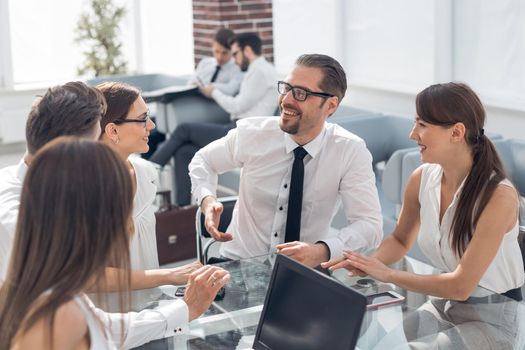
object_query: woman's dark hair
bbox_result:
[0,137,133,348]
[416,82,507,257]
[96,81,141,135]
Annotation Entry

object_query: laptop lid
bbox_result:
[252,254,367,350]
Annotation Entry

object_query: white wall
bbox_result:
[0,88,44,144]
[273,0,340,75]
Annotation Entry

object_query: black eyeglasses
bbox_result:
[114,113,151,129]
[277,81,335,102]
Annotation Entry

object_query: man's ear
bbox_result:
[243,45,254,58]
[325,96,339,117]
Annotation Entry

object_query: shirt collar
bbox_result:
[222,58,236,69]
[283,123,327,159]
[18,158,27,182]
[247,56,266,73]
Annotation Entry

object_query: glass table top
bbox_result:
[132,254,525,350]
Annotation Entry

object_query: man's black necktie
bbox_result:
[210,65,221,83]
[285,147,308,242]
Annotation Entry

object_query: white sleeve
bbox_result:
[189,127,243,204]
[210,69,270,116]
[0,195,20,281]
[322,142,383,259]
[94,299,189,349]
[187,59,207,86]
[213,69,243,96]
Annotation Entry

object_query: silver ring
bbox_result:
[210,275,218,285]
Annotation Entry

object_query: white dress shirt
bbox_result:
[189,117,383,260]
[0,159,25,281]
[211,56,278,121]
[187,57,243,96]
[81,294,189,349]
[417,163,524,295]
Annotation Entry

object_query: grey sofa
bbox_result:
[86,73,230,135]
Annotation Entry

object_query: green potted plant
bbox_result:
[75,0,128,77]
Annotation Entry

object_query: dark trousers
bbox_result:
[149,121,236,205]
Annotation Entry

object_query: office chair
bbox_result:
[195,196,237,264]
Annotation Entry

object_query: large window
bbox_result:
[1,0,194,88]
[9,0,87,86]
[276,0,525,113]
[339,0,525,109]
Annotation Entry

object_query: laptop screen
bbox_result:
[253,254,367,350]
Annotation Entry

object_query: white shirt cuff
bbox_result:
[194,186,216,205]
[211,88,224,102]
[320,237,343,260]
[156,299,190,337]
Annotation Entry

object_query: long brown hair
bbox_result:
[416,82,507,257]
[0,137,133,348]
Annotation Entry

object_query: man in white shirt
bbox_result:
[0,82,201,286]
[0,81,229,347]
[145,28,243,159]
[190,54,383,267]
[187,28,243,96]
[150,32,278,206]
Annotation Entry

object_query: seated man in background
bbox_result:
[187,27,243,96]
[190,54,383,267]
[150,32,278,206]
[0,81,200,286]
[144,28,243,159]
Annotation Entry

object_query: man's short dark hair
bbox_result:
[295,54,347,104]
[230,32,262,55]
[214,28,235,50]
[25,81,106,154]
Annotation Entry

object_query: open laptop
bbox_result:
[252,254,367,350]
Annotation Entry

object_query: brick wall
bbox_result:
[192,0,274,66]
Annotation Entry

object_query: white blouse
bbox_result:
[417,163,524,295]
[74,294,115,350]
[129,156,159,270]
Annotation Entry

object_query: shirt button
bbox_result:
[274,232,278,237]
[279,206,283,211]
[284,184,288,189]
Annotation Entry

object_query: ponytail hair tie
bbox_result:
[475,128,485,143]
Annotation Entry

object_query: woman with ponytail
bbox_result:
[324,82,524,301]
